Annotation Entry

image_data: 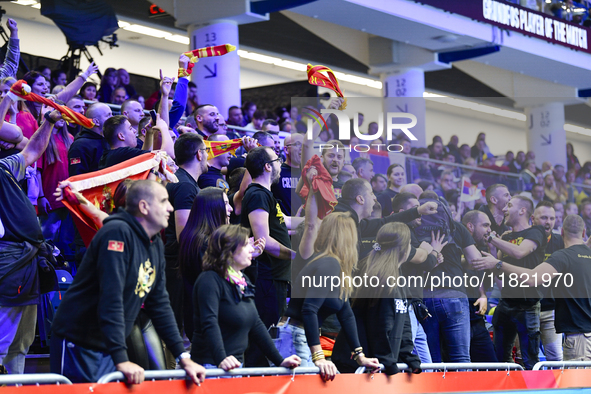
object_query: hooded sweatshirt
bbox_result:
[51,209,185,364]
[68,128,109,176]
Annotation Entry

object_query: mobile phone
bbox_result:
[149,109,157,124]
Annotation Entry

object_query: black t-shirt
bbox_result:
[271,163,301,216]
[333,178,344,200]
[227,157,245,178]
[424,221,475,294]
[546,244,591,333]
[164,168,200,263]
[541,233,564,311]
[241,183,291,281]
[135,137,144,150]
[479,204,510,235]
[98,147,149,169]
[377,188,398,217]
[0,154,43,244]
[500,225,547,305]
[197,166,228,192]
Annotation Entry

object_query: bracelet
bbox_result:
[350,347,364,360]
[353,352,365,362]
[44,111,56,124]
[311,350,325,362]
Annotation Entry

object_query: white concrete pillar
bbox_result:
[189,21,241,119]
[524,102,566,168]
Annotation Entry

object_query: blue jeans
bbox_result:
[409,305,432,363]
[492,299,540,370]
[272,321,312,367]
[421,290,471,363]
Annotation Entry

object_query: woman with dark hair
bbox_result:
[377,164,405,217]
[567,142,580,171]
[50,69,67,90]
[97,67,118,103]
[332,222,421,375]
[79,81,97,102]
[23,62,98,121]
[178,187,234,338]
[191,224,299,371]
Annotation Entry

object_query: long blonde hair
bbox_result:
[309,212,358,300]
[364,222,410,296]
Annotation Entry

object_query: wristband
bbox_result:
[44,111,56,124]
[175,352,190,364]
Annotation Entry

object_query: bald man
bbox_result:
[271,133,303,215]
[400,183,423,199]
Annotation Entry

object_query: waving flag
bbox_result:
[10,80,95,128]
[306,64,347,110]
[179,44,236,77]
[460,177,485,202]
[61,152,178,246]
[203,138,245,161]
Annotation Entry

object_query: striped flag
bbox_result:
[204,138,245,161]
[460,177,485,202]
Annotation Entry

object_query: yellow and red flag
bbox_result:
[204,138,245,161]
[61,152,177,246]
[306,64,347,110]
[10,80,95,128]
[180,44,236,77]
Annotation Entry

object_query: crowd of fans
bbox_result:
[2,14,591,386]
[514,0,591,25]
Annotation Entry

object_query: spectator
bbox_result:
[0,106,62,374]
[566,201,578,216]
[0,19,20,80]
[50,69,67,90]
[544,174,566,203]
[371,173,387,195]
[191,224,300,371]
[471,132,491,164]
[244,110,265,131]
[227,105,244,127]
[79,81,97,102]
[184,81,198,116]
[459,143,471,163]
[68,102,112,176]
[351,157,374,182]
[97,67,118,103]
[117,68,136,98]
[35,65,51,82]
[581,200,591,236]
[502,151,514,167]
[554,209,564,233]
[377,164,405,217]
[414,147,435,182]
[521,160,538,190]
[198,134,232,191]
[50,180,207,384]
[280,120,292,132]
[121,99,144,135]
[434,170,456,199]
[111,87,127,105]
[429,140,444,161]
[567,142,580,171]
[242,102,256,125]
[509,151,526,173]
[480,184,511,234]
[271,132,303,216]
[484,196,547,369]
[194,104,221,138]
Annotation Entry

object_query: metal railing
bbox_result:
[533,361,591,370]
[355,362,524,374]
[97,367,321,383]
[0,373,72,385]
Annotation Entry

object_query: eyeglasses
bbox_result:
[266,157,283,165]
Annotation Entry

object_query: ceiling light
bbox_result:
[11,0,38,5]
[424,93,526,121]
[565,124,591,137]
[123,25,171,38]
[165,35,190,45]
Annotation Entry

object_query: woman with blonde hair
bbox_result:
[281,211,379,381]
[332,222,422,375]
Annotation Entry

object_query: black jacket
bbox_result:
[332,296,421,375]
[68,128,109,176]
[51,210,185,364]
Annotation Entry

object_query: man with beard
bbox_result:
[164,134,209,332]
[532,201,564,361]
[197,134,232,191]
[321,140,346,198]
[461,210,498,362]
[194,104,221,138]
[484,196,547,369]
[480,184,511,235]
[241,146,303,366]
[271,133,303,216]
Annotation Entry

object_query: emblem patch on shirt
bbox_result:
[135,259,156,298]
[70,157,81,165]
[108,240,125,252]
